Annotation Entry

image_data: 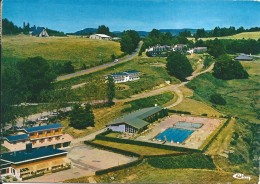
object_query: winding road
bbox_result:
[56,41,143,81]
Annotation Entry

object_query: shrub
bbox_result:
[147,153,216,169]
[210,93,226,105]
[201,113,208,116]
[228,152,246,164]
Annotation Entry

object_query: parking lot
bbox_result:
[26,144,137,182]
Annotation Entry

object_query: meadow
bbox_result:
[188,31,260,41]
[186,61,260,124]
[2,35,123,69]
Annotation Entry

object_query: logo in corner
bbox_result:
[233,173,251,181]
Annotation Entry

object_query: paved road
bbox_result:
[56,41,143,81]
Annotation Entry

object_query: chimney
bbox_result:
[26,143,33,153]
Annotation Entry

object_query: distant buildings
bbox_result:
[90,34,112,40]
[234,54,253,61]
[187,47,207,54]
[29,26,49,37]
[173,44,187,52]
[3,123,72,151]
[106,70,140,83]
[0,144,71,181]
[107,106,166,133]
[146,45,172,56]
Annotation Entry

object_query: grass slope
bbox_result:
[186,61,260,123]
[3,35,123,69]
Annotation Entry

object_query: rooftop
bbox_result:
[1,147,68,164]
[108,106,163,129]
[235,54,253,61]
[4,134,29,143]
[94,34,111,38]
[24,123,62,133]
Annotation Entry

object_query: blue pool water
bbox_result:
[155,128,194,143]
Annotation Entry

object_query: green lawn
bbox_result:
[91,139,180,156]
[3,35,123,69]
[186,61,260,123]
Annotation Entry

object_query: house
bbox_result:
[89,34,112,40]
[0,143,71,181]
[107,106,167,133]
[146,45,172,56]
[3,123,73,151]
[173,44,187,52]
[30,26,49,37]
[106,70,140,83]
[234,54,253,61]
[188,47,207,54]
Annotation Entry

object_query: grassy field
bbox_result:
[55,57,179,100]
[3,35,123,69]
[186,61,260,123]
[188,31,260,41]
[91,139,180,156]
[65,161,258,183]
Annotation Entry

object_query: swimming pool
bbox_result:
[155,128,194,143]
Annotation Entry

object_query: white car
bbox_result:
[37,116,49,121]
[114,59,119,63]
[51,111,59,116]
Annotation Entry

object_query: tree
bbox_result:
[17,56,56,101]
[70,104,86,129]
[120,30,140,54]
[206,38,226,58]
[107,76,115,105]
[85,103,95,127]
[213,54,249,80]
[97,25,110,35]
[210,93,226,105]
[166,52,193,81]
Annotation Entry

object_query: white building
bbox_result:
[107,70,140,83]
[89,34,112,40]
[187,47,207,54]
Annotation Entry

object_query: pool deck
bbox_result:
[135,114,223,149]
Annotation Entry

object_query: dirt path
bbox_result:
[56,41,143,81]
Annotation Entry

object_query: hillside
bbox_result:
[190,31,260,41]
[2,35,123,69]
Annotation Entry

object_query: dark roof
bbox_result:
[235,54,253,61]
[4,134,29,143]
[1,147,67,164]
[108,106,162,129]
[0,160,12,168]
[31,27,45,36]
[24,123,62,133]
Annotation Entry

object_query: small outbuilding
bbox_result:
[89,34,112,40]
[30,26,49,37]
[234,54,253,61]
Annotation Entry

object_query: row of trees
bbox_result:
[194,26,260,38]
[194,38,260,58]
[2,18,65,36]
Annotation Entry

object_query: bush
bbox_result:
[210,93,226,105]
[228,152,246,164]
[147,153,216,169]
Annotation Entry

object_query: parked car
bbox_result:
[37,116,49,121]
[114,59,119,63]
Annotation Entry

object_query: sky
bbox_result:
[3,0,260,33]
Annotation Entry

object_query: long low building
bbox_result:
[107,106,167,133]
[3,123,73,151]
[89,34,112,40]
[0,143,71,181]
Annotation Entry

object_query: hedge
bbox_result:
[84,140,141,157]
[147,153,216,170]
[201,117,231,152]
[95,157,143,175]
[95,132,201,153]
[168,109,191,115]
